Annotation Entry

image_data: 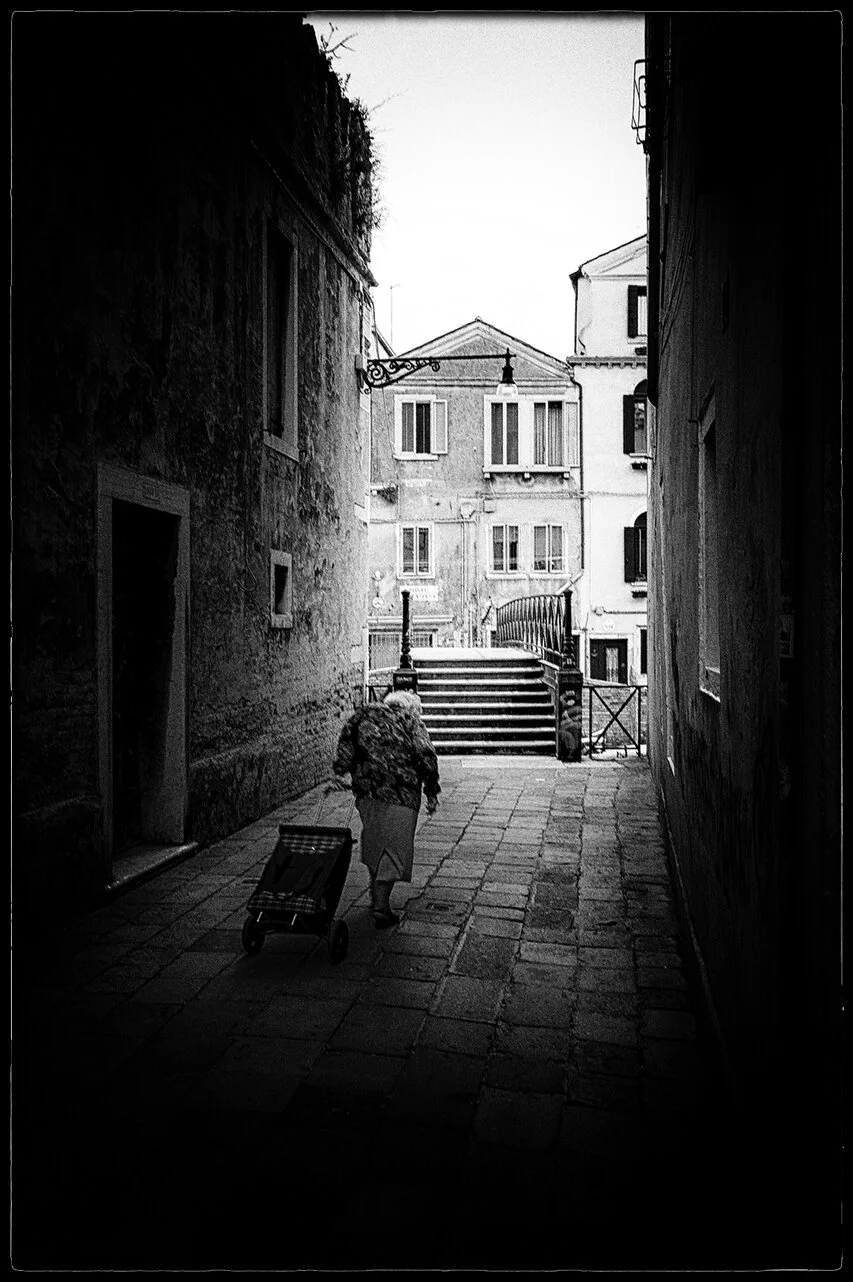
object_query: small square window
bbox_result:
[270,551,293,628]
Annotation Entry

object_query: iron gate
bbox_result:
[585,683,646,755]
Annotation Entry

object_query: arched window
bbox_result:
[623,380,647,456]
[624,511,647,582]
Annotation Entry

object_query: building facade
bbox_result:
[643,13,841,1260]
[367,320,582,665]
[569,236,649,685]
[12,14,376,914]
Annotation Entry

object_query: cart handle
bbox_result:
[313,782,356,829]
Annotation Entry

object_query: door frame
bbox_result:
[97,463,190,873]
[589,636,629,684]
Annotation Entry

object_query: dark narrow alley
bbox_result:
[11,12,842,1274]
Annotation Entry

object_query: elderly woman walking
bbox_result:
[332,690,440,928]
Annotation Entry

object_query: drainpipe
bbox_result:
[460,501,476,647]
[576,376,585,571]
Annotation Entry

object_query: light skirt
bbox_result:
[356,797,417,884]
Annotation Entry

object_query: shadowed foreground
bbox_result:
[13,757,816,1269]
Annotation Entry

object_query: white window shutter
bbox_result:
[432,400,448,453]
[566,402,580,466]
[394,397,404,454]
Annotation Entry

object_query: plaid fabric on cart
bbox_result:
[246,826,348,918]
[247,889,321,916]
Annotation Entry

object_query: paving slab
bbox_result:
[13,755,759,1271]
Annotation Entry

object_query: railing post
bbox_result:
[561,586,574,667]
[399,588,413,669]
[393,587,419,693]
[555,586,582,762]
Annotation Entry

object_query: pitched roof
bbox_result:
[572,234,647,277]
[400,316,566,367]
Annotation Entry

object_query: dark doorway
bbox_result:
[589,638,628,684]
[112,500,180,855]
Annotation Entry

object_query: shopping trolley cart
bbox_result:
[241,785,356,963]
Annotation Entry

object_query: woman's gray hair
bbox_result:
[383,690,423,714]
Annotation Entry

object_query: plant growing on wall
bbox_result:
[316,21,386,235]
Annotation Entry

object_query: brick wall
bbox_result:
[12,14,375,914]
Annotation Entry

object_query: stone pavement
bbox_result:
[13,755,771,1271]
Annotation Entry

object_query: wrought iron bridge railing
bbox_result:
[495,588,576,668]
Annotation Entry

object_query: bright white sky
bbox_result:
[306,11,647,360]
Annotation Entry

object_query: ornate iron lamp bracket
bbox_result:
[364,356,442,389]
[362,350,517,392]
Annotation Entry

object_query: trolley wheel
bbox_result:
[328,919,349,964]
[242,917,264,956]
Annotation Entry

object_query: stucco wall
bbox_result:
[571,350,648,679]
[368,333,582,648]
[12,14,374,909]
[574,242,647,356]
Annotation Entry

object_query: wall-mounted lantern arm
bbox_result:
[359,350,516,391]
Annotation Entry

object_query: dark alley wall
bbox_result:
[12,14,376,912]
[644,12,841,1251]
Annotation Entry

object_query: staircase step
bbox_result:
[418,677,547,687]
[423,707,556,717]
[413,648,554,756]
[415,666,541,676]
[428,724,552,738]
[424,714,553,725]
[420,694,551,703]
[433,739,555,753]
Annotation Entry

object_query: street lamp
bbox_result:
[359,348,517,393]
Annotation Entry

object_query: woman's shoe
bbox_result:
[373,909,400,930]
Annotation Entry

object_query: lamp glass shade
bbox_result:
[495,351,517,397]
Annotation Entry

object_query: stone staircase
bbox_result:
[412,647,556,755]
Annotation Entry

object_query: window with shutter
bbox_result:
[635,514,648,579]
[566,403,580,466]
[534,401,573,467]
[506,403,519,465]
[402,402,415,454]
[624,526,636,581]
[624,514,647,582]
[533,525,564,573]
[489,402,518,467]
[534,402,546,465]
[432,401,448,453]
[533,525,547,571]
[491,403,504,465]
[627,285,647,339]
[397,399,445,457]
[400,524,433,576]
[623,396,636,453]
[415,403,430,454]
[623,389,647,455]
[491,524,519,573]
